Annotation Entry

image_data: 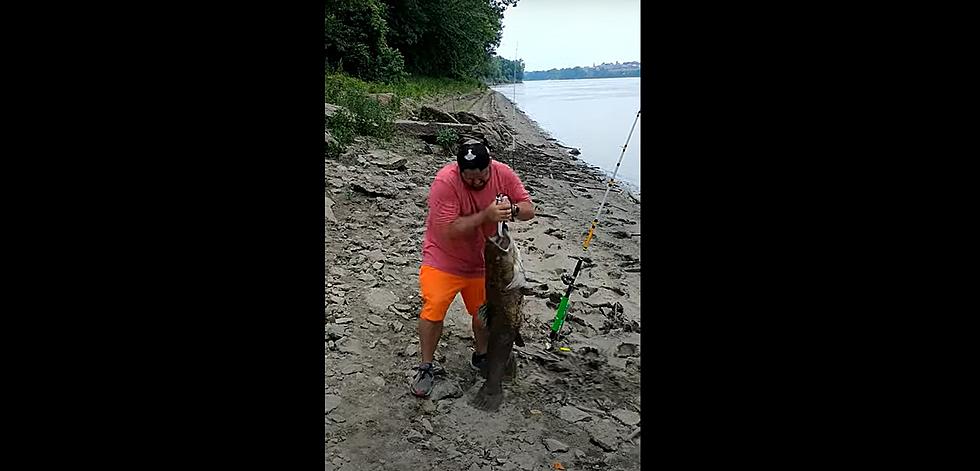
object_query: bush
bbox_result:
[325,73,402,158]
[436,128,458,155]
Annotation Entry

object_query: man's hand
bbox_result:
[482,199,512,224]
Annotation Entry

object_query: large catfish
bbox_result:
[471,221,527,412]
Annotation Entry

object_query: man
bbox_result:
[412,140,535,397]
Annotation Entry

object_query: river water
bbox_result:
[493,77,641,191]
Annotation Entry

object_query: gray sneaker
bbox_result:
[411,363,435,397]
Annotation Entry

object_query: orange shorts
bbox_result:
[419,265,486,322]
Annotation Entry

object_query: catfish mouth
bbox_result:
[489,223,512,252]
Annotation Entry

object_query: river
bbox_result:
[492,77,641,191]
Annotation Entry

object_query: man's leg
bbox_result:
[461,276,488,371]
[413,266,461,397]
[472,315,488,355]
[418,317,443,364]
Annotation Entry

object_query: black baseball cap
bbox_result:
[456,141,490,170]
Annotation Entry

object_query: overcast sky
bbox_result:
[496,0,640,72]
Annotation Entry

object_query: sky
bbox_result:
[496,0,641,72]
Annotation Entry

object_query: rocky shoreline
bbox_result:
[325,89,641,471]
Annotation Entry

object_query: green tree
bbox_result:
[382,0,519,79]
[325,0,406,83]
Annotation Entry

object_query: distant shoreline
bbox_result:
[523,75,640,82]
[524,62,640,81]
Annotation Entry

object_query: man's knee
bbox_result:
[419,317,444,327]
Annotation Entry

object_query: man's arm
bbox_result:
[443,210,488,239]
[512,200,534,221]
[501,166,535,221]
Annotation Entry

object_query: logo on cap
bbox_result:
[463,149,476,160]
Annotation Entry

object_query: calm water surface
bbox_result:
[493,77,641,191]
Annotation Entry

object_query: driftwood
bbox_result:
[393,120,473,137]
[419,106,459,123]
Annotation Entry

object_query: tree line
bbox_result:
[525,62,641,81]
[325,0,521,83]
[483,56,524,84]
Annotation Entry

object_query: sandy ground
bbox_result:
[325,89,642,471]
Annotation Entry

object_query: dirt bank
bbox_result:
[325,88,642,471]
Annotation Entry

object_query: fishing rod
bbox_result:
[511,41,518,153]
[547,109,641,348]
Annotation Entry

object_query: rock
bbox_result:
[324,103,348,119]
[324,394,341,414]
[420,105,460,123]
[366,314,385,326]
[569,148,581,155]
[357,273,376,282]
[372,262,384,270]
[406,429,425,443]
[611,409,641,426]
[403,345,417,357]
[329,266,348,278]
[615,342,639,357]
[557,405,592,423]
[365,288,397,312]
[336,338,364,355]
[371,376,386,388]
[335,317,354,324]
[324,196,338,223]
[393,303,412,312]
[390,320,405,332]
[374,157,408,171]
[588,419,621,452]
[429,379,463,401]
[350,178,398,198]
[574,404,606,416]
[542,438,569,453]
[422,143,434,154]
[325,130,337,147]
[470,122,506,151]
[421,418,434,434]
[325,324,346,340]
[326,340,335,350]
[341,364,362,375]
[453,111,486,124]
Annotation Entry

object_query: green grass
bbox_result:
[325,73,485,158]
[326,73,484,101]
[364,75,484,99]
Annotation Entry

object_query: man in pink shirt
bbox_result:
[412,140,535,397]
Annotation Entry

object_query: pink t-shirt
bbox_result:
[422,160,531,278]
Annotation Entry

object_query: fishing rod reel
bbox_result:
[541,110,641,354]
